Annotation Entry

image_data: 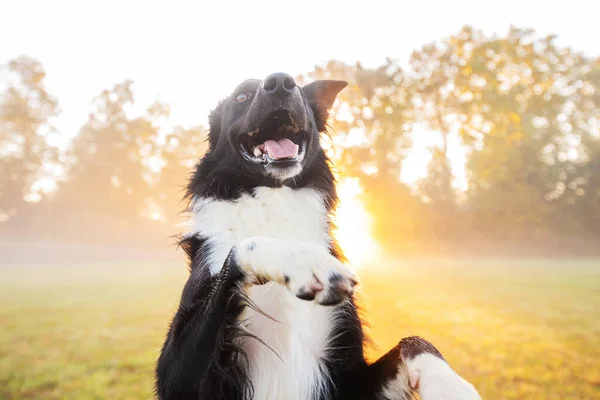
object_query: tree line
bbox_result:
[1,26,599,254]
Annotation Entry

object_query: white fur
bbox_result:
[189,186,340,400]
[382,354,481,400]
[265,162,303,180]
[240,284,332,399]
[190,186,331,275]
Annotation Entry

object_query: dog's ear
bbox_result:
[302,80,348,131]
[207,102,223,151]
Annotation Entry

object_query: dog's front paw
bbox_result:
[286,246,357,305]
[400,337,481,400]
[234,237,357,306]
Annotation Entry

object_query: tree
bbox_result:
[465,28,598,237]
[557,55,600,235]
[303,27,600,249]
[56,81,165,240]
[152,124,209,222]
[0,56,59,220]
[410,33,473,209]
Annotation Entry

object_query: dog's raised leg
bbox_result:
[374,336,481,400]
[155,236,357,400]
[155,241,247,400]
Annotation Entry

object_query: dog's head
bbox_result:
[207,73,347,181]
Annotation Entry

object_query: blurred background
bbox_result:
[1,1,599,399]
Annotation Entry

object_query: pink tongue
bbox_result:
[263,138,299,159]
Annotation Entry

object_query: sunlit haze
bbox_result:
[333,178,379,268]
[2,0,599,261]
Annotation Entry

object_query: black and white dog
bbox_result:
[156,73,481,400]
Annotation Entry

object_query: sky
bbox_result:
[2,0,599,186]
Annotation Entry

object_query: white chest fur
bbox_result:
[190,187,334,400]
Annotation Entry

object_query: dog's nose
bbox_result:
[262,73,296,98]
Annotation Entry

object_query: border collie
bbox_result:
[156,73,481,400]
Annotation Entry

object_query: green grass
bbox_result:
[1,259,599,399]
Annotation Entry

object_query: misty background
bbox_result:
[2,16,599,261]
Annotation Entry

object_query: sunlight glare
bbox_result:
[332,177,379,269]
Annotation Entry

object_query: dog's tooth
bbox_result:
[253,147,262,157]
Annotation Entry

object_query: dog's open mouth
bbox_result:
[239,110,308,165]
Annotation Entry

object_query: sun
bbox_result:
[332,177,379,269]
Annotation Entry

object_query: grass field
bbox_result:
[1,258,599,399]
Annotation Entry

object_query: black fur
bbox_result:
[156,73,444,399]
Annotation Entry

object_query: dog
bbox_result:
[155,72,481,400]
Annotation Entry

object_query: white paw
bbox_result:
[285,245,357,305]
[234,237,357,305]
[408,354,481,400]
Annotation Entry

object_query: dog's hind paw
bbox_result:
[400,337,481,400]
